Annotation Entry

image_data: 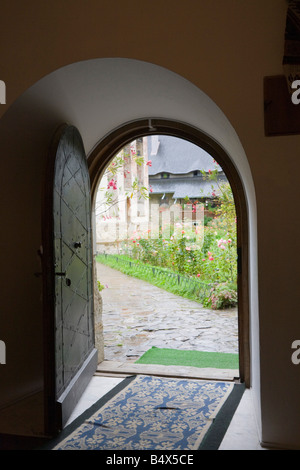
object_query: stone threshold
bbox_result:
[96,360,240,382]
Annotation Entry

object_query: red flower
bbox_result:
[107,178,117,190]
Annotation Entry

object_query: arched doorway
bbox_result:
[0,56,259,441]
[88,119,250,387]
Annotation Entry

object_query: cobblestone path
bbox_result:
[97,263,239,363]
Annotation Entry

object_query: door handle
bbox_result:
[74,242,82,248]
[55,272,71,286]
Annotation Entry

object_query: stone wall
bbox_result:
[93,259,104,363]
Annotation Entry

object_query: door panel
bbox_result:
[43,124,97,435]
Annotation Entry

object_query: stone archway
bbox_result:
[88,118,250,387]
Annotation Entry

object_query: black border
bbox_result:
[198,383,245,450]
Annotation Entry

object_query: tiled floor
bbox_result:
[66,375,265,451]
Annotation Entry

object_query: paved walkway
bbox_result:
[96,263,239,367]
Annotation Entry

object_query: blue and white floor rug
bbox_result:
[46,375,245,451]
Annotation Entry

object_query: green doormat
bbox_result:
[135,347,239,369]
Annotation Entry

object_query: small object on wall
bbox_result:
[282,0,300,93]
[264,75,300,136]
[266,1,300,135]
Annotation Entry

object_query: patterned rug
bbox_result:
[48,375,244,450]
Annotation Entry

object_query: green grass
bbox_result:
[96,253,212,304]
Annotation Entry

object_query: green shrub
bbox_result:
[203,282,238,309]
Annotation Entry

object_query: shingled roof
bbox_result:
[147,135,222,176]
[147,135,226,199]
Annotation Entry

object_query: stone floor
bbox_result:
[97,262,239,365]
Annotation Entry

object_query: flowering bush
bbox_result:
[96,142,151,220]
[203,282,238,309]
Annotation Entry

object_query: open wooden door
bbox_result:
[42,124,97,436]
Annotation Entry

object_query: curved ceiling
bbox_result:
[1,58,255,206]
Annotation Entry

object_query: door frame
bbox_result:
[88,118,250,388]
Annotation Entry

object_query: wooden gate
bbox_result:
[43,124,97,435]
